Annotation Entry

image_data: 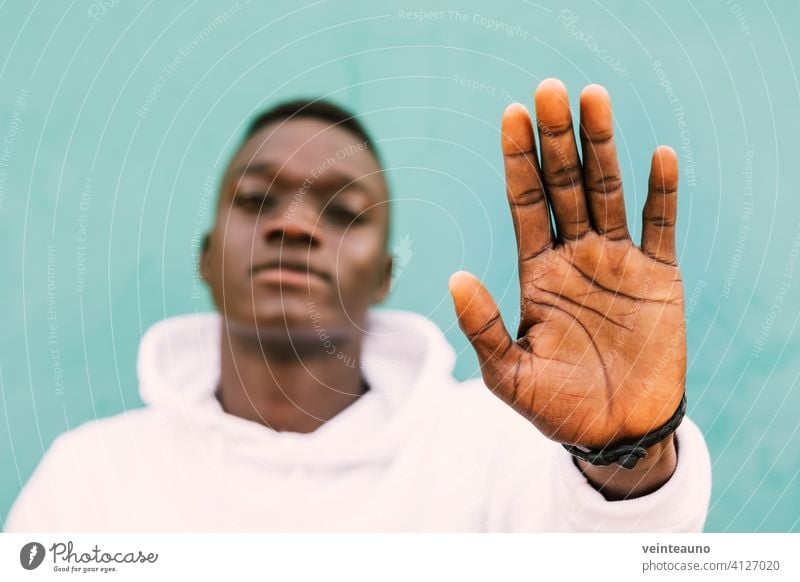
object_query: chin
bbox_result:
[220,286,356,334]
[232,297,328,329]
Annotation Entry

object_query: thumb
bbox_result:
[448,271,516,374]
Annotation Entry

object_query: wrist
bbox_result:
[575,434,678,500]
[564,393,687,470]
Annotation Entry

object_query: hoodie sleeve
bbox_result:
[3,433,71,532]
[459,379,712,532]
[545,417,712,532]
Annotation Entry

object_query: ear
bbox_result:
[371,253,394,305]
[199,233,212,285]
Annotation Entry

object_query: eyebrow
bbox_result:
[231,162,373,196]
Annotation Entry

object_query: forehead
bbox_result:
[228,117,384,186]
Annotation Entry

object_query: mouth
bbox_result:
[251,259,331,290]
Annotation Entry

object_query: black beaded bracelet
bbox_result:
[562,393,687,470]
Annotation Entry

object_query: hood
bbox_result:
[136,309,458,468]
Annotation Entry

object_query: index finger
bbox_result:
[501,103,554,263]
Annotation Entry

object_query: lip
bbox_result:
[251,260,330,290]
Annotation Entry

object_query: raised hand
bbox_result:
[449,79,685,452]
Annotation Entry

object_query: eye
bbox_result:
[324,204,363,225]
[232,192,275,213]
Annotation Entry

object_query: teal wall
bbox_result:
[1,0,798,532]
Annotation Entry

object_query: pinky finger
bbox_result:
[642,146,679,265]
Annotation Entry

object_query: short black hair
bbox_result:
[242,98,382,166]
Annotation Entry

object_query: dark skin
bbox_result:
[203,78,683,499]
[200,117,392,433]
[449,79,682,499]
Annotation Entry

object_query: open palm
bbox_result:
[449,79,686,450]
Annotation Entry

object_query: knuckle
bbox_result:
[586,174,622,194]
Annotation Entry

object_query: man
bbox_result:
[5,78,711,532]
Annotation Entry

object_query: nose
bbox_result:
[262,197,322,249]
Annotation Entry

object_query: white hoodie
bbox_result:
[5,309,711,532]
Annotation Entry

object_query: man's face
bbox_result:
[201,117,392,341]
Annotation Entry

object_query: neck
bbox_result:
[216,320,366,433]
